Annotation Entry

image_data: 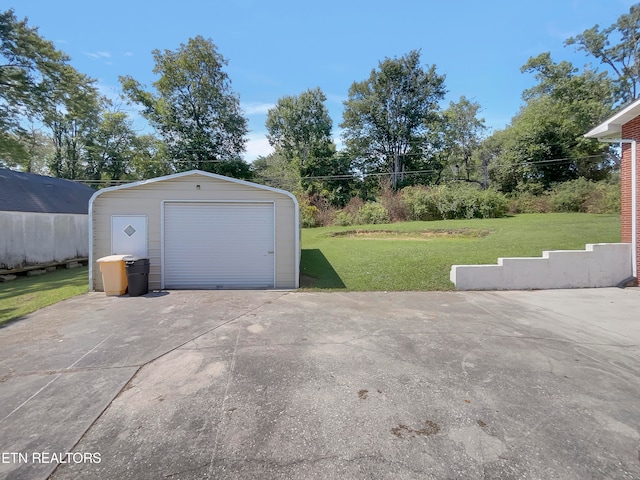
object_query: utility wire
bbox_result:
[67,153,615,185]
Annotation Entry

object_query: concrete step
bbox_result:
[450,243,633,290]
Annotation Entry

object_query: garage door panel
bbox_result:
[164,202,274,289]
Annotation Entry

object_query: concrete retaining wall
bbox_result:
[450,243,633,290]
[0,212,88,269]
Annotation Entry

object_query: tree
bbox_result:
[565,3,640,103]
[42,67,101,179]
[252,152,301,193]
[265,87,345,198]
[487,54,615,192]
[442,96,487,184]
[266,87,334,175]
[120,36,249,176]
[0,9,70,167]
[18,125,53,174]
[341,50,446,188]
[128,134,173,180]
[86,111,138,181]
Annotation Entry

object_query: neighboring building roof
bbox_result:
[584,97,640,140]
[0,168,95,214]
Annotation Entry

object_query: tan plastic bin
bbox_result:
[97,255,132,295]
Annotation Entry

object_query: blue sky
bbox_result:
[12,0,636,161]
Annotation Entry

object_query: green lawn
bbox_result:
[0,266,88,325]
[300,213,621,291]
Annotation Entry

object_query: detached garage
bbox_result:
[89,170,299,291]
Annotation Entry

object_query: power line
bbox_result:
[65,152,614,186]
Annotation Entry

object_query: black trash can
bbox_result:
[125,258,150,296]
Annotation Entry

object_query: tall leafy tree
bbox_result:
[341,50,446,188]
[0,9,103,177]
[120,36,249,176]
[442,96,487,183]
[86,111,138,181]
[0,9,69,167]
[43,67,101,179]
[128,134,173,180]
[252,152,301,193]
[487,53,615,192]
[266,87,334,175]
[18,124,53,173]
[265,87,346,197]
[565,3,640,103]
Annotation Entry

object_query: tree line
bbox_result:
[1,5,639,201]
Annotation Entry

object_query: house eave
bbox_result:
[584,98,640,140]
[584,125,622,140]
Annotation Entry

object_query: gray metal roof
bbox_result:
[0,168,95,214]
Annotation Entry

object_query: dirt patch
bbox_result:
[328,228,490,240]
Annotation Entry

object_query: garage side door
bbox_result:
[164,202,275,289]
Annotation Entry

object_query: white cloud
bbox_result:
[123,51,134,57]
[85,51,112,59]
[244,132,273,161]
[242,102,275,115]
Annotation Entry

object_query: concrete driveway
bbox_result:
[1,288,639,479]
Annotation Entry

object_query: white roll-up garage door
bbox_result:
[163,202,275,289]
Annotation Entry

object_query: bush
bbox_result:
[299,201,319,228]
[333,210,354,226]
[315,206,338,227]
[478,189,509,218]
[354,202,391,225]
[402,186,440,221]
[550,178,593,212]
[549,178,620,214]
[343,196,365,216]
[507,179,620,214]
[584,181,620,214]
[508,192,551,214]
[437,184,481,219]
[401,184,508,221]
[378,185,408,222]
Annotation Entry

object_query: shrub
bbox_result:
[508,192,552,214]
[299,201,319,228]
[333,210,354,226]
[436,184,479,219]
[402,184,507,221]
[402,186,440,221]
[584,181,620,214]
[507,179,620,214]
[315,206,338,227]
[343,196,365,216]
[378,185,408,222]
[478,189,509,218]
[549,178,620,214]
[355,202,391,225]
[550,178,593,212]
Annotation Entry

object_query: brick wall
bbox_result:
[620,116,640,278]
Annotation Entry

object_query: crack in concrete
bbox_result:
[0,364,144,382]
[48,292,291,479]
